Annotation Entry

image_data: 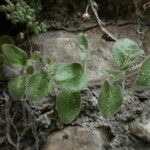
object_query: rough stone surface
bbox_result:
[31,25,150,86]
[31,27,113,85]
[130,120,150,142]
[43,126,108,150]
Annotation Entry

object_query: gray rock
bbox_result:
[130,120,150,142]
[31,25,150,86]
[31,27,114,86]
[43,126,108,150]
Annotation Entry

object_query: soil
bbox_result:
[0,0,150,150]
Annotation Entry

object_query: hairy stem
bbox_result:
[89,63,142,86]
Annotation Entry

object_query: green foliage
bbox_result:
[56,90,81,124]
[112,39,144,69]
[98,81,123,118]
[43,55,52,65]
[136,56,150,86]
[0,36,14,51]
[76,34,90,61]
[8,75,26,100]
[26,72,51,101]
[2,44,27,68]
[55,63,87,92]
[26,66,34,74]
[1,36,149,124]
[77,33,88,49]
[102,69,125,79]
[0,0,46,34]
[31,51,41,61]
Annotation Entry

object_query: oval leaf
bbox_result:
[136,56,150,86]
[26,66,34,74]
[8,75,26,100]
[98,81,123,118]
[2,44,28,68]
[43,55,52,65]
[26,72,51,101]
[0,35,14,50]
[56,90,81,124]
[31,51,41,61]
[112,39,144,69]
[77,34,88,49]
[55,63,87,92]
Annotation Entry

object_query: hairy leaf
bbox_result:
[112,39,144,69]
[2,44,28,68]
[55,63,87,91]
[43,55,52,65]
[26,72,51,101]
[56,90,81,124]
[26,66,34,74]
[77,34,88,49]
[98,81,123,118]
[8,75,26,100]
[76,34,90,61]
[31,51,41,61]
[0,35,14,50]
[136,56,150,86]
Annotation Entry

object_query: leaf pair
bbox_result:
[99,39,149,119]
[55,63,87,124]
[113,39,144,69]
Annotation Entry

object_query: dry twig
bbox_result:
[89,0,117,41]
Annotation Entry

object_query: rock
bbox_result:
[0,65,19,81]
[31,27,113,86]
[31,25,150,86]
[43,127,109,150]
[130,120,150,142]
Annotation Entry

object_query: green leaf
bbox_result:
[26,72,51,101]
[102,69,125,79]
[8,75,26,100]
[55,63,87,92]
[43,55,52,65]
[26,66,34,74]
[2,44,28,68]
[31,51,40,61]
[78,47,90,61]
[56,90,81,124]
[112,39,144,69]
[98,81,123,118]
[136,56,150,86]
[0,35,14,50]
[77,34,88,49]
[76,34,90,61]
[0,55,5,66]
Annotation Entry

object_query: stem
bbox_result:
[83,60,86,74]
[89,0,117,41]
[89,63,142,86]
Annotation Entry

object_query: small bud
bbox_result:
[82,13,90,21]
[6,14,10,20]
[17,32,25,40]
